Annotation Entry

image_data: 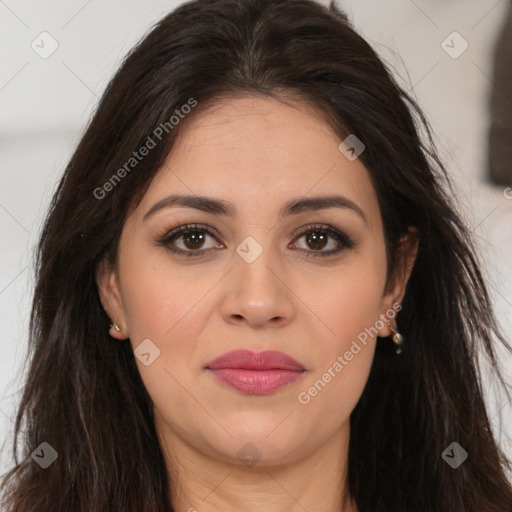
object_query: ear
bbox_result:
[377,228,419,337]
[96,257,129,340]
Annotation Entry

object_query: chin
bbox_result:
[210,424,310,467]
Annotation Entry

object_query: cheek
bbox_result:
[118,243,205,342]
[301,242,387,350]
[328,270,385,344]
[116,246,213,436]
[295,286,380,433]
[117,242,223,388]
[294,248,386,420]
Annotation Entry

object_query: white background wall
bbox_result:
[1,0,512,478]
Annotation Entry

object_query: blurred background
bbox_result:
[1,0,512,477]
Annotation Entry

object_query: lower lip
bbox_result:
[208,368,305,395]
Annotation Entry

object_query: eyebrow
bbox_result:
[143,193,368,225]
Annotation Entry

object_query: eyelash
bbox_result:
[156,223,355,258]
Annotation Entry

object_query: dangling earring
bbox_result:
[389,321,404,355]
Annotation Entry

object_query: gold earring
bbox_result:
[390,322,404,355]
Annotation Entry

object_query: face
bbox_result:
[97,95,415,470]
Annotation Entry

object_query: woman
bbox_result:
[2,0,512,510]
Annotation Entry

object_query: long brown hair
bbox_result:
[2,0,512,510]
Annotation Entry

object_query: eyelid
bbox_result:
[156,222,221,243]
[156,222,218,243]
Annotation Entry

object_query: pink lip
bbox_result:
[206,349,305,395]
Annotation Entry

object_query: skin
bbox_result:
[97,95,418,512]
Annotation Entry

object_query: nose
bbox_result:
[220,242,295,329]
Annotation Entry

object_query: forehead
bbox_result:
[135,95,381,229]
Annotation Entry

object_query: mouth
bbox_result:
[205,349,306,395]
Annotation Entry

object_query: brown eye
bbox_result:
[304,230,329,251]
[291,224,354,258]
[181,230,207,250]
[159,224,222,257]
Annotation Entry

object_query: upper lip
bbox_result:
[206,349,305,371]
